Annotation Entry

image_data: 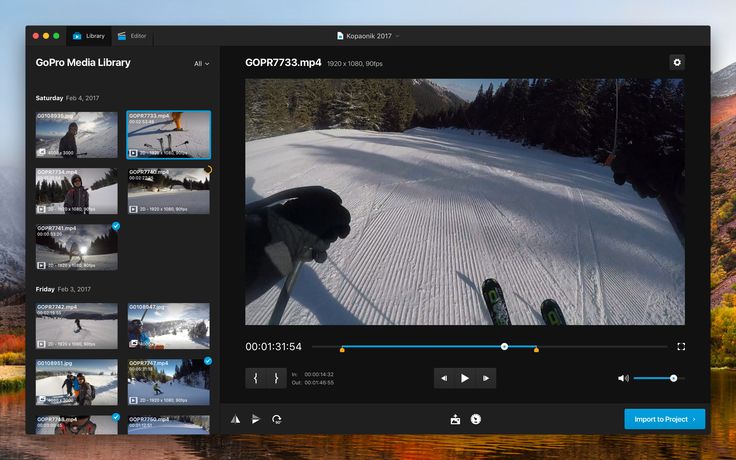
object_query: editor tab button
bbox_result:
[112,28,153,46]
[624,409,705,430]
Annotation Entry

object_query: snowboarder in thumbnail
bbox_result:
[62,373,74,397]
[76,374,93,406]
[171,112,183,131]
[127,319,150,348]
[74,318,81,332]
[244,187,351,305]
[153,382,163,395]
[58,122,78,158]
[67,242,84,264]
[54,416,97,435]
[63,174,89,215]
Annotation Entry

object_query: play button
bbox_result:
[483,375,490,382]
[460,373,470,383]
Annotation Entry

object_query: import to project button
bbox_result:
[624,409,706,430]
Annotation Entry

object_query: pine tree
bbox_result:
[189,321,208,340]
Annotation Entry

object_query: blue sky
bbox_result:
[128,303,209,323]
[1,0,734,166]
[432,79,508,101]
[37,358,117,374]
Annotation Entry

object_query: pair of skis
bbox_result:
[143,134,189,155]
[481,278,567,326]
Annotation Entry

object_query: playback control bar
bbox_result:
[434,368,496,389]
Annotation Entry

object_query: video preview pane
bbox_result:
[245,78,685,326]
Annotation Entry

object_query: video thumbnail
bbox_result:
[126,110,211,159]
[35,168,118,215]
[35,112,118,158]
[35,415,118,435]
[35,224,118,271]
[36,359,118,406]
[128,168,210,214]
[127,415,210,435]
[244,78,686,326]
[127,303,210,350]
[36,303,118,349]
[127,359,209,406]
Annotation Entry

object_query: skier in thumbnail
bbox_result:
[58,122,78,158]
[62,373,74,397]
[54,416,97,435]
[127,319,150,348]
[76,374,93,406]
[63,174,89,215]
[72,374,80,399]
[153,382,163,395]
[74,318,81,332]
[171,112,183,131]
[244,187,351,305]
[67,242,84,264]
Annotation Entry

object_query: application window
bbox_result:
[26,26,710,434]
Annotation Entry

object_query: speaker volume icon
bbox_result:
[617,374,630,382]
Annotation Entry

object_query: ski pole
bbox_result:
[657,189,685,248]
[245,187,328,325]
[268,249,311,326]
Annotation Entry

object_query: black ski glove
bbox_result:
[261,187,351,274]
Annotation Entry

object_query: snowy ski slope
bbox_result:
[147,331,210,350]
[245,128,685,326]
[35,318,117,349]
[128,419,209,435]
[128,189,209,214]
[128,380,209,405]
[36,245,118,271]
[36,374,118,406]
[38,184,118,215]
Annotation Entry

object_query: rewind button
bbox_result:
[434,368,455,389]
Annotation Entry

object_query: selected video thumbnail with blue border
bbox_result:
[126,110,211,160]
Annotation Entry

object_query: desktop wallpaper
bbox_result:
[1,0,735,458]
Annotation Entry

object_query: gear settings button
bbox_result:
[669,54,685,71]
